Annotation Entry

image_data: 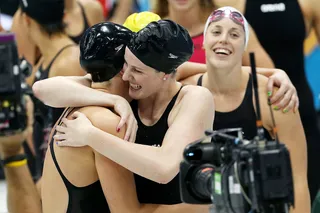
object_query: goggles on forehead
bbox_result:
[208,9,245,29]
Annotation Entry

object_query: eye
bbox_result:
[212,31,221,36]
[230,33,239,38]
[133,68,142,74]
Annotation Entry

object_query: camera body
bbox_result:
[0,33,30,136]
[179,130,295,213]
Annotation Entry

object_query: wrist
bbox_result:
[1,154,28,168]
[86,125,97,147]
[0,147,24,160]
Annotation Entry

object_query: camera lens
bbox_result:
[190,164,214,200]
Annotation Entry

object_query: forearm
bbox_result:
[88,127,173,183]
[291,181,310,213]
[139,203,209,213]
[2,150,41,213]
[176,62,206,81]
[243,66,282,78]
[32,76,117,108]
[109,0,133,24]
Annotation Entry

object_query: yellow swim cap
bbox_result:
[123,11,161,32]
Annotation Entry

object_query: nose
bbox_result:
[122,67,130,81]
[218,32,229,45]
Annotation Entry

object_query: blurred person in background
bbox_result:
[11,0,85,182]
[64,0,104,43]
[153,0,274,68]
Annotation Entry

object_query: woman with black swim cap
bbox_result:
[14,0,85,177]
[35,19,215,207]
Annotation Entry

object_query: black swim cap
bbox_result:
[128,20,193,74]
[80,22,134,82]
[20,0,64,25]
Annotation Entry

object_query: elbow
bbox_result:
[32,81,44,100]
[155,163,178,184]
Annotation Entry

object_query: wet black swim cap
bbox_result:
[80,22,134,82]
[20,0,64,25]
[127,20,193,74]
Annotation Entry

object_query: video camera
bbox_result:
[0,33,31,136]
[179,53,295,213]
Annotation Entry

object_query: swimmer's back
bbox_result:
[42,106,125,213]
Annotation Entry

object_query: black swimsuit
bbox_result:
[49,108,110,213]
[130,87,184,204]
[245,0,320,202]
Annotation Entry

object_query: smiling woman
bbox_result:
[194,6,310,213]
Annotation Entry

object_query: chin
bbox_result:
[209,58,233,69]
[172,0,193,10]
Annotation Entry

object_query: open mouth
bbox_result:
[213,48,232,56]
[130,83,142,90]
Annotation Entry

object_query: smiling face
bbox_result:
[122,47,167,100]
[203,17,246,69]
[167,0,199,12]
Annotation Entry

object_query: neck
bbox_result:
[168,5,204,36]
[205,62,245,95]
[34,32,73,66]
[138,79,181,117]
[65,0,77,11]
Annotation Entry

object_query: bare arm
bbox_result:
[176,62,206,81]
[260,77,310,212]
[91,107,209,213]
[312,0,320,42]
[80,0,105,26]
[177,63,280,82]
[242,24,275,68]
[33,74,138,142]
[57,86,215,183]
[177,63,298,112]
[32,74,117,108]
[108,0,133,25]
[0,96,41,213]
[273,112,310,212]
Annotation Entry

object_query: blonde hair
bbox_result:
[153,0,214,22]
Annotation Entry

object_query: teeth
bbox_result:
[214,48,231,55]
[130,83,141,90]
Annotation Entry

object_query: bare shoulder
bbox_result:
[181,85,214,102]
[77,106,125,138]
[78,0,104,23]
[50,46,85,77]
[78,0,103,11]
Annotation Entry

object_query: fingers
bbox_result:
[56,125,67,134]
[56,140,70,147]
[124,115,135,141]
[267,77,274,97]
[53,133,67,141]
[128,119,138,143]
[275,89,293,110]
[117,113,128,132]
[283,95,296,113]
[270,83,289,104]
[294,96,300,113]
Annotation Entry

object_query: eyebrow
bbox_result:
[212,25,241,32]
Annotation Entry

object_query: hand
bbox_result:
[113,96,137,142]
[54,111,93,147]
[267,69,299,113]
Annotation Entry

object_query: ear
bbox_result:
[21,12,32,28]
[162,73,170,81]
